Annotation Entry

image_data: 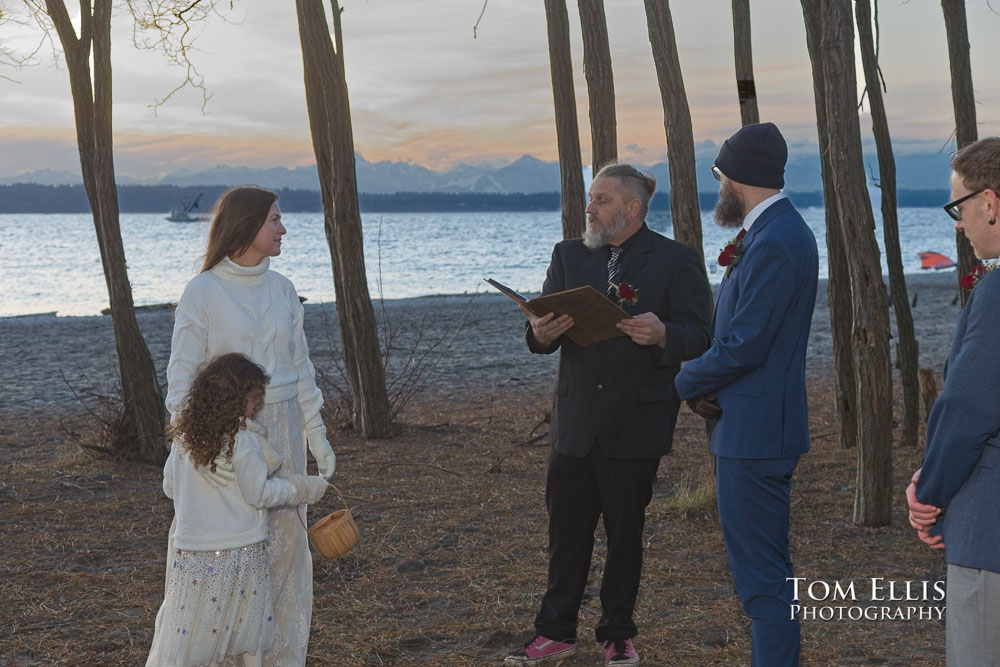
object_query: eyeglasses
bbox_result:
[711,165,723,182]
[943,190,984,221]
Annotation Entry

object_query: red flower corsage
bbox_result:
[610,281,640,307]
[718,235,745,269]
[960,262,997,291]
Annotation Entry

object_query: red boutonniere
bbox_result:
[610,281,640,307]
[718,234,745,270]
[960,262,998,291]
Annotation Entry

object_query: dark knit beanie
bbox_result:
[714,122,787,189]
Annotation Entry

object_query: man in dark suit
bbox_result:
[504,162,712,666]
[907,137,1000,666]
[674,122,818,667]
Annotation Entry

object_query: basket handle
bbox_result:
[327,482,349,512]
[296,481,349,532]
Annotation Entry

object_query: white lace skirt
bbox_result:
[149,398,313,667]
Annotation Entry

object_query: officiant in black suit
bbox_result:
[504,162,712,666]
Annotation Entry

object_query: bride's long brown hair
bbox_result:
[201,186,279,272]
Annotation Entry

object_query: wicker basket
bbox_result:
[304,484,359,558]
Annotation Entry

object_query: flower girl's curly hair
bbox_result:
[171,353,269,470]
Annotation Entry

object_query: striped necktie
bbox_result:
[607,245,623,297]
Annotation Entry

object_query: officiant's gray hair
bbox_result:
[595,162,657,220]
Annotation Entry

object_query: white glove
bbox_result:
[285,475,329,505]
[196,453,236,488]
[302,476,329,504]
[306,431,336,480]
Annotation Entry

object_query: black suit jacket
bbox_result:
[527,224,712,459]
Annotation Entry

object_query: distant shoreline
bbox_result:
[0,183,950,214]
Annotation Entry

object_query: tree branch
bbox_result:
[78,0,92,49]
[473,0,487,38]
[874,0,886,92]
[331,0,345,75]
[44,0,81,58]
[123,0,233,112]
[0,3,68,75]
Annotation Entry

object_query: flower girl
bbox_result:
[147,353,328,666]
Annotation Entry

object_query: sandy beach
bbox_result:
[0,270,963,665]
[1,271,963,416]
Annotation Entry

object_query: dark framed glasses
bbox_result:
[943,190,983,221]
[711,165,723,182]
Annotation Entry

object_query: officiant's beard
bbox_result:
[714,183,745,228]
[583,208,627,249]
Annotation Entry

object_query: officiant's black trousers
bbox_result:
[534,446,660,642]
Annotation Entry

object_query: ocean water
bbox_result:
[0,206,959,317]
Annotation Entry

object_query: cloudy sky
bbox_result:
[1,0,998,180]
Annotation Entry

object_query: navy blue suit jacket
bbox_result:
[674,198,818,458]
[527,224,712,459]
[917,269,1000,573]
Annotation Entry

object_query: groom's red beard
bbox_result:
[714,182,745,228]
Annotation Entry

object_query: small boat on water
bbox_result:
[166,193,209,222]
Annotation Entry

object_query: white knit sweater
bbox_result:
[165,257,324,435]
[163,420,318,551]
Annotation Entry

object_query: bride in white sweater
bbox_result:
[155,186,336,666]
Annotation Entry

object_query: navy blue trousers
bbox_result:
[534,446,660,642]
[716,455,801,667]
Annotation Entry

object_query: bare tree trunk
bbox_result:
[801,0,857,450]
[544,0,586,240]
[46,0,166,464]
[643,0,703,260]
[295,0,390,439]
[856,0,919,448]
[941,0,979,306]
[918,368,939,423]
[731,0,759,126]
[577,0,617,172]
[808,0,894,526]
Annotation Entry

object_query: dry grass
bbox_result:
[0,376,948,665]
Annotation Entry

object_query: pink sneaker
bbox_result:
[603,638,640,665]
[503,635,577,665]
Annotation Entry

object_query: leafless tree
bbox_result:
[802,0,894,526]
[731,0,759,126]
[801,0,857,450]
[544,0,586,239]
[855,0,919,448]
[7,0,226,464]
[643,0,703,260]
[295,0,390,439]
[941,0,980,305]
[577,0,617,172]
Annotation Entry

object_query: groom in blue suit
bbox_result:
[675,122,818,666]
